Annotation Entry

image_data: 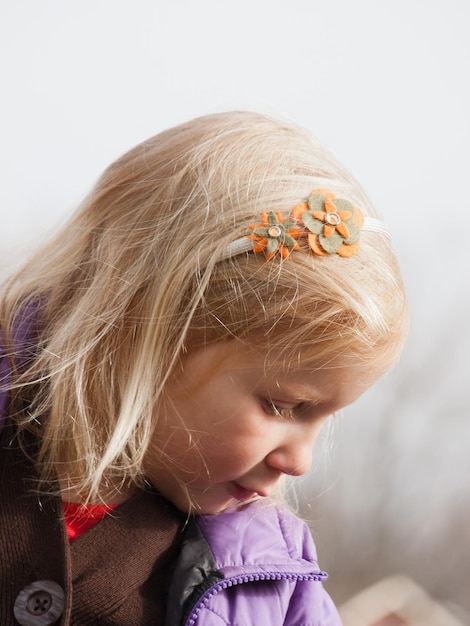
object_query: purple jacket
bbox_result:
[166,503,343,625]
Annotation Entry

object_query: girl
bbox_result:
[0,111,408,625]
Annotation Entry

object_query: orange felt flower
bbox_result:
[248,211,302,260]
[293,189,364,257]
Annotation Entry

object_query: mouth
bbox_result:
[231,482,268,502]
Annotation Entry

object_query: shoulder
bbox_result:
[175,503,343,626]
[166,502,343,625]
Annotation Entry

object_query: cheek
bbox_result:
[146,410,239,475]
[200,416,275,473]
[151,387,271,472]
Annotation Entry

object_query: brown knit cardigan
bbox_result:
[0,427,184,625]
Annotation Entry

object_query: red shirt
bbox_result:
[62,501,118,541]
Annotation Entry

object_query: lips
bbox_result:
[231,482,268,502]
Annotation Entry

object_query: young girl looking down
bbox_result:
[0,111,408,625]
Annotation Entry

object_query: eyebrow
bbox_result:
[270,378,326,405]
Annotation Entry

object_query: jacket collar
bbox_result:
[165,502,326,626]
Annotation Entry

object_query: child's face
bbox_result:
[144,341,382,515]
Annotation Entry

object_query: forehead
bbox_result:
[198,339,378,373]
[179,340,383,404]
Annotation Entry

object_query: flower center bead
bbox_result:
[268,225,282,237]
[324,211,341,226]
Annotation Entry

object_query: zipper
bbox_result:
[184,570,327,625]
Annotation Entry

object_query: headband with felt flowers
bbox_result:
[223,189,389,261]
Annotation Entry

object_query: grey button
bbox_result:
[13,580,65,626]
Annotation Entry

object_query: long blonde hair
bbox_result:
[1,111,408,501]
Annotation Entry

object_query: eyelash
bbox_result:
[263,399,295,421]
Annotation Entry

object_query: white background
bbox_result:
[1,0,469,619]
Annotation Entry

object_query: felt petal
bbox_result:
[312,211,326,222]
[312,188,336,201]
[336,222,350,238]
[307,194,326,212]
[292,202,308,219]
[281,232,298,249]
[333,198,354,213]
[324,199,336,213]
[267,211,278,226]
[324,223,335,238]
[266,237,279,255]
[302,212,323,234]
[307,233,328,256]
[337,242,360,257]
[319,231,342,254]
[342,220,360,244]
[252,227,270,237]
[283,219,298,231]
[253,241,266,252]
[287,227,303,239]
[253,240,267,253]
[337,210,352,221]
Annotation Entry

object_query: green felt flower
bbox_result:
[249,211,302,259]
[292,189,364,257]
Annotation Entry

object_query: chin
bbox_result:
[156,482,256,516]
[164,492,223,515]
[191,499,237,516]
[176,494,241,516]
[193,497,265,516]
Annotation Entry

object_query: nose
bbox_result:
[265,424,320,477]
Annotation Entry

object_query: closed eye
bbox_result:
[262,396,330,426]
[262,399,296,421]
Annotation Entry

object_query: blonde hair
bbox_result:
[0,111,408,501]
